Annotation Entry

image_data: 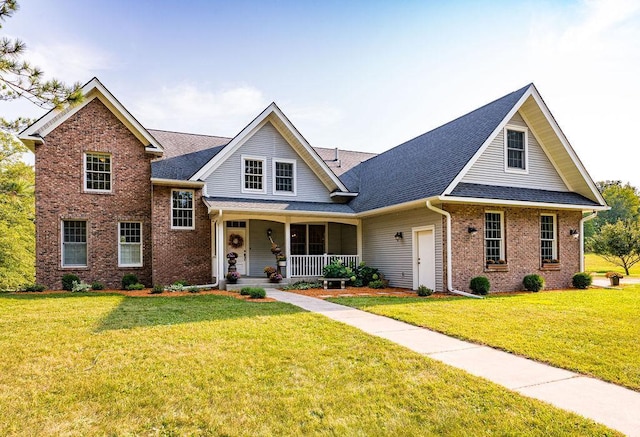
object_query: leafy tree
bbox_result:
[584,181,640,239]
[0,131,34,289]
[590,221,640,275]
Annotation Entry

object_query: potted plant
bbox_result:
[226,271,241,284]
[605,271,623,286]
[276,254,286,267]
[264,266,276,277]
[269,272,283,283]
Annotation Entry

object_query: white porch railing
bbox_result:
[289,254,360,277]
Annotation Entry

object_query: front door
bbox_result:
[416,229,435,290]
[227,226,247,275]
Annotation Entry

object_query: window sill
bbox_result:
[540,263,561,271]
[485,264,509,272]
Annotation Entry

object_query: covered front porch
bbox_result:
[209,211,361,287]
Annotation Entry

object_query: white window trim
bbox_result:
[503,125,529,174]
[241,155,267,194]
[83,152,113,193]
[171,189,196,230]
[485,210,505,262]
[61,219,88,268]
[118,222,143,267]
[540,213,558,262]
[272,158,297,196]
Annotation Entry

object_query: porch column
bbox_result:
[217,212,225,284]
[285,218,291,279]
[357,218,363,262]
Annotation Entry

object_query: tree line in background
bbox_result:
[586,181,640,275]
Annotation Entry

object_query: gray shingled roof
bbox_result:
[314,147,378,176]
[341,85,531,213]
[204,197,355,214]
[149,129,230,159]
[449,183,601,207]
[152,146,226,180]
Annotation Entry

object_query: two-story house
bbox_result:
[19,78,607,292]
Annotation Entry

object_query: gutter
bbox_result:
[580,211,598,272]
[426,200,483,299]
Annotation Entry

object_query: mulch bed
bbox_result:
[282,286,453,299]
[11,289,276,302]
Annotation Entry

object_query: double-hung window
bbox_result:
[540,214,557,263]
[505,127,527,172]
[85,152,112,192]
[242,156,266,193]
[62,220,87,267]
[485,211,505,263]
[171,190,194,229]
[119,222,143,267]
[273,159,296,195]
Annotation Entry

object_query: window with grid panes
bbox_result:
[506,129,525,170]
[540,214,557,262]
[171,190,194,229]
[275,161,294,193]
[85,152,111,191]
[62,220,87,266]
[485,212,504,262]
[244,159,263,191]
[119,222,142,266]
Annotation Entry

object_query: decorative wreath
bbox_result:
[228,233,244,249]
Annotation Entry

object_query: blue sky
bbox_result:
[4,0,640,187]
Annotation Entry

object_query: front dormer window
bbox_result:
[504,126,528,173]
[85,152,111,192]
[241,155,266,194]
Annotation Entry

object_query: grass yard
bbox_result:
[585,252,640,276]
[0,293,618,436]
[330,286,640,392]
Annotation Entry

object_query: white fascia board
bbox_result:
[190,102,351,194]
[442,85,534,195]
[20,77,164,155]
[437,195,610,211]
[202,204,356,219]
[330,192,358,198]
[354,199,431,218]
[151,178,205,188]
[528,88,606,206]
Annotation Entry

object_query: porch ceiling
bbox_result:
[203,196,356,216]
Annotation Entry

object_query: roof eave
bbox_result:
[151,178,205,188]
[437,195,609,211]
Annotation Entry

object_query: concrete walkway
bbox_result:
[268,289,640,437]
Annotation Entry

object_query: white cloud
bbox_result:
[27,41,113,83]
[132,83,268,135]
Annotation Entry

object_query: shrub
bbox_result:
[175,279,190,286]
[470,276,490,295]
[168,282,184,292]
[249,287,266,299]
[24,284,45,292]
[91,281,105,290]
[151,284,164,294]
[281,281,322,290]
[523,274,545,292]
[369,279,386,289]
[572,272,592,289]
[240,287,252,296]
[121,274,139,290]
[126,283,145,291]
[62,274,80,291]
[417,285,433,296]
[322,258,352,278]
[71,280,92,292]
[188,286,199,293]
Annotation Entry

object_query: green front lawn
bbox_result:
[330,287,640,391]
[0,293,616,436]
[585,252,640,276]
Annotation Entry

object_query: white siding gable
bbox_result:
[204,121,333,202]
[461,112,568,191]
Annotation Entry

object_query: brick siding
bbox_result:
[445,204,582,292]
[151,186,211,286]
[35,98,153,289]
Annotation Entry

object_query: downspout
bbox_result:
[426,200,483,299]
[580,211,598,272]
